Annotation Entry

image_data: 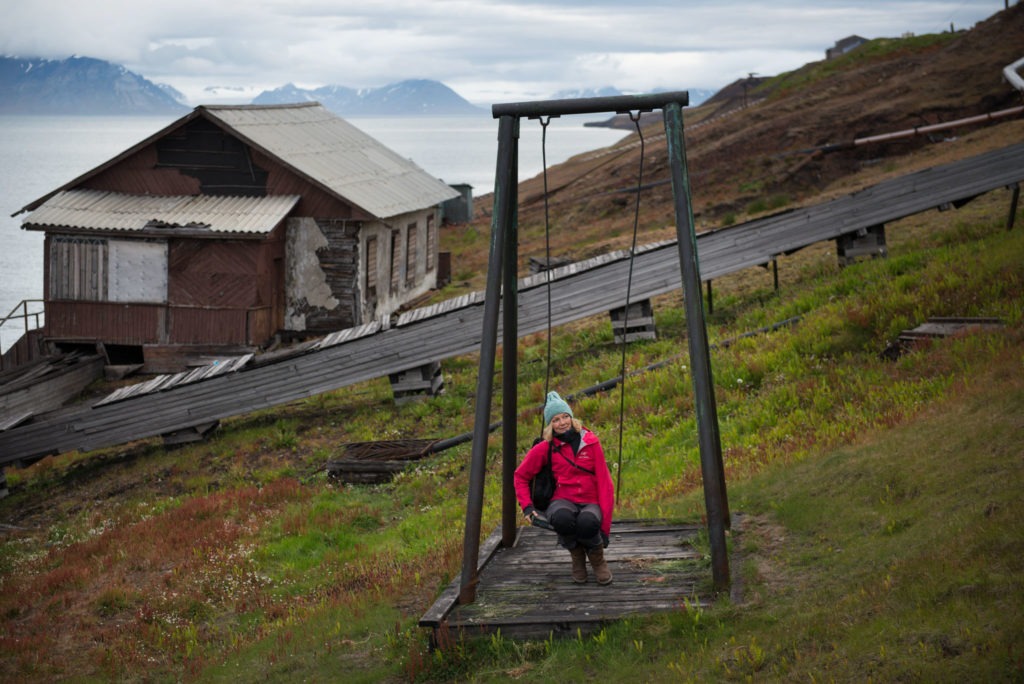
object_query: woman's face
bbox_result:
[550,412,573,432]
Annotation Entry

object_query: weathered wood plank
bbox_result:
[420,520,713,639]
[420,526,509,627]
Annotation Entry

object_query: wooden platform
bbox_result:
[420,520,714,642]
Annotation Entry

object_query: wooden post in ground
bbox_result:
[664,100,730,592]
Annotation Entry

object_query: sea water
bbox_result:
[0,114,627,352]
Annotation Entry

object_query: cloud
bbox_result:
[0,0,1000,105]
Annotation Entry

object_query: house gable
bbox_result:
[155,118,270,196]
[17,103,458,220]
[826,35,868,59]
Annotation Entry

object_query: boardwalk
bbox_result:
[1,142,1022,463]
[420,520,716,642]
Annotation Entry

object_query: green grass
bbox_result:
[0,192,1021,682]
[764,32,958,98]
[388,345,1024,683]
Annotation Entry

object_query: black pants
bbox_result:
[546,499,603,550]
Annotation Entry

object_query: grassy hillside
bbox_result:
[1,6,1023,682]
[1,164,1020,683]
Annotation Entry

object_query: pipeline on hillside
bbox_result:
[815,105,1024,153]
[422,315,803,456]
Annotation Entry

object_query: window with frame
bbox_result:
[365,236,378,301]
[49,236,108,301]
[405,221,417,287]
[426,214,436,270]
[390,229,400,295]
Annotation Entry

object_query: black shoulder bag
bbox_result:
[530,441,556,512]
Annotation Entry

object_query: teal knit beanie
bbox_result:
[543,391,573,425]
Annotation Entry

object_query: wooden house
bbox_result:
[826,35,868,59]
[15,103,458,373]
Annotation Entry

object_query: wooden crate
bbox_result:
[389,361,444,404]
[609,299,656,343]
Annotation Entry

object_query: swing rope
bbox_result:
[540,116,554,439]
[615,111,646,503]
[536,111,645,506]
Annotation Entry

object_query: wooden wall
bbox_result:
[302,219,360,332]
[46,301,165,344]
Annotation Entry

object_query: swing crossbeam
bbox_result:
[455,91,729,614]
[491,91,689,118]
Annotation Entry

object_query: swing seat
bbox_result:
[530,513,555,530]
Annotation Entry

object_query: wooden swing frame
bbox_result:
[458,91,730,605]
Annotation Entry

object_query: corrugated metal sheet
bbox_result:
[202,103,459,219]
[22,189,300,235]
[96,354,253,406]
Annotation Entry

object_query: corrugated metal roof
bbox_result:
[202,103,459,219]
[14,103,459,220]
[22,189,301,234]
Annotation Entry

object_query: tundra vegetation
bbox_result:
[2,14,1023,681]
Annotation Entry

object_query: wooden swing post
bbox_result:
[459,114,518,604]
[664,101,730,590]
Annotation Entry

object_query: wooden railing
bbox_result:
[0,300,45,370]
[0,300,44,336]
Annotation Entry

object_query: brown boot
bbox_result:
[586,546,613,585]
[570,546,588,583]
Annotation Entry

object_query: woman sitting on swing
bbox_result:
[514,391,615,585]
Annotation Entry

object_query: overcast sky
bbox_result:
[1,1,1004,106]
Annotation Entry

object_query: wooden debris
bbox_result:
[162,421,220,447]
[388,361,444,405]
[326,438,440,484]
[882,316,1005,359]
[609,298,656,343]
[0,352,104,425]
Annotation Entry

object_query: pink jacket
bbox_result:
[513,427,615,536]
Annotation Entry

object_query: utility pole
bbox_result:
[742,73,757,108]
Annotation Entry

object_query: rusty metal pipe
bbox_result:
[854,106,1024,146]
